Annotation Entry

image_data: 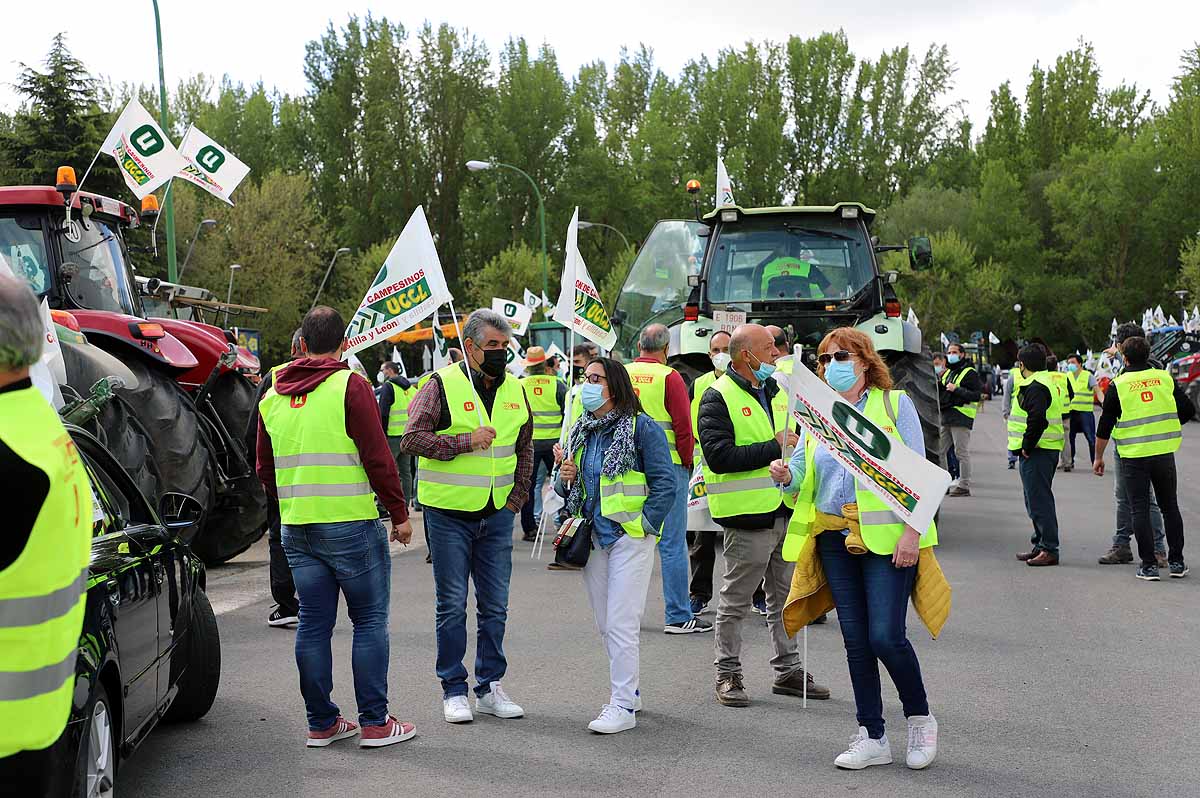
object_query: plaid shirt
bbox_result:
[400,364,534,512]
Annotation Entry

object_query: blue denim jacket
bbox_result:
[556,412,675,549]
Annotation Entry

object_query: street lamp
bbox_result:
[223,263,241,327]
[151,0,178,282]
[177,219,217,282]
[311,247,352,311]
[1013,303,1025,341]
[466,159,548,301]
[578,220,632,253]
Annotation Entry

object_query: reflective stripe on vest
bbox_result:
[386,382,414,436]
[260,369,378,524]
[625,361,683,465]
[760,257,822,298]
[1111,369,1182,458]
[0,387,92,757]
[521,374,565,441]
[1068,369,1094,412]
[782,388,937,560]
[575,418,663,538]
[1006,372,1065,451]
[418,365,530,511]
[941,365,978,420]
[703,374,785,520]
[690,370,720,460]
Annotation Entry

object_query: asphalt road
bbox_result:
[121,403,1200,798]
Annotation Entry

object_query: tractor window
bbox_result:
[0,215,51,297]
[706,217,873,304]
[61,219,133,314]
[613,220,704,355]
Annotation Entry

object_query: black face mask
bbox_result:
[477,348,508,378]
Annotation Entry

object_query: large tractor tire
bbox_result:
[116,358,215,543]
[886,348,942,465]
[189,372,267,565]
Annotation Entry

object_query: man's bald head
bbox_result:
[729,323,775,383]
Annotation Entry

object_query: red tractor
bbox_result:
[0,170,266,563]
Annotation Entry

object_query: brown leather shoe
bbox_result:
[715,674,750,707]
[1026,551,1059,567]
[772,668,831,700]
[1016,549,1039,561]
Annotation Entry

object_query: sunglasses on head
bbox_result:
[817,350,852,366]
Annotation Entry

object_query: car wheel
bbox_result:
[162,589,221,723]
[74,682,116,798]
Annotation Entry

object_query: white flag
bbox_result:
[1169,314,1179,327]
[344,206,452,356]
[492,297,533,336]
[716,153,736,208]
[343,351,370,382]
[939,332,950,349]
[1111,318,1119,339]
[988,331,1000,345]
[907,308,919,328]
[390,346,408,378]
[545,342,569,375]
[100,99,188,200]
[504,338,527,377]
[553,207,617,350]
[175,125,250,206]
[430,307,451,370]
[523,288,542,310]
[1154,305,1166,328]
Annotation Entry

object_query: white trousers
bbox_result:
[582,534,657,710]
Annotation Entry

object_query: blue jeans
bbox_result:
[425,508,515,698]
[281,519,391,731]
[658,465,693,625]
[1019,449,1060,554]
[817,532,929,740]
[1113,451,1166,552]
[1069,411,1096,465]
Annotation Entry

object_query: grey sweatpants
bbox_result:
[713,517,800,678]
[939,425,972,488]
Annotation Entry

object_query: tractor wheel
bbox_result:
[886,348,942,465]
[189,372,267,565]
[116,358,215,543]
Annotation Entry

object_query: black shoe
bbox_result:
[1136,564,1161,581]
[268,606,299,628]
[811,613,828,625]
[425,552,433,564]
[664,618,713,635]
[521,531,537,542]
[1169,561,1189,578]
[1007,461,1016,470]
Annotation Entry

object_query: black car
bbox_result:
[0,425,220,797]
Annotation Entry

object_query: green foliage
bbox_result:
[462,243,544,309]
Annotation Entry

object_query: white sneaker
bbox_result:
[443,695,473,724]
[475,682,524,719]
[834,727,893,770]
[588,704,636,734]
[905,715,938,769]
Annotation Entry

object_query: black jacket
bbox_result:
[697,367,785,530]
[1012,377,1052,454]
[938,361,983,429]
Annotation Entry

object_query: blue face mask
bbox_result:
[947,353,961,365]
[580,383,607,412]
[748,352,777,382]
[825,359,859,392]
[1066,363,1079,373]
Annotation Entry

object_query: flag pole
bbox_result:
[150,179,174,258]
[446,299,486,428]
[67,148,103,227]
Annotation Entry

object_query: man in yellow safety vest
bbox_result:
[258,306,416,748]
[937,342,983,496]
[378,359,416,507]
[1010,344,1065,567]
[0,276,91,784]
[401,309,534,724]
[1093,334,1194,580]
[1064,353,1097,469]
[687,329,731,616]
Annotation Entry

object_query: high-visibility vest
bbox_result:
[690,370,720,461]
[260,369,378,524]
[385,380,414,437]
[569,384,584,427]
[1068,369,1094,412]
[0,387,91,757]
[940,364,978,420]
[760,257,822,298]
[1111,369,1182,458]
[1048,371,1071,419]
[573,416,663,538]
[782,389,937,560]
[418,365,530,512]
[775,356,795,376]
[521,374,564,442]
[1006,371,1065,451]
[625,361,683,465]
[702,374,788,521]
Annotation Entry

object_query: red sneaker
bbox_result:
[307,716,359,748]
[359,716,417,748]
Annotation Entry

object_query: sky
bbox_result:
[3,0,1198,132]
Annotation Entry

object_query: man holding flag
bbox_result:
[401,309,534,724]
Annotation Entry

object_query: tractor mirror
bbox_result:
[908,236,933,270]
[158,492,204,533]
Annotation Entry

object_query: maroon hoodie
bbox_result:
[256,357,407,525]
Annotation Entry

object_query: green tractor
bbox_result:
[610,196,942,458]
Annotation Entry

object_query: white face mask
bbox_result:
[711,352,732,373]
[376,371,386,384]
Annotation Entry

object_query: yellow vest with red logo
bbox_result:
[625,360,683,465]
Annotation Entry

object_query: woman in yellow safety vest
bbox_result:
[552,357,676,735]
[771,328,946,772]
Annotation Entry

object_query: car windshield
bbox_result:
[613,220,704,355]
[61,219,137,315]
[705,216,873,303]
[0,215,52,297]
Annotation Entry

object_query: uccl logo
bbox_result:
[290,395,307,408]
[533,387,543,395]
[196,144,226,173]
[130,124,165,157]
[741,407,752,417]
[464,401,475,412]
[1141,390,1155,403]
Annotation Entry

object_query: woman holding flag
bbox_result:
[770,328,948,771]
[552,357,675,734]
